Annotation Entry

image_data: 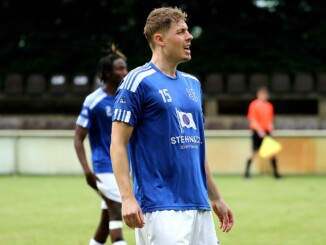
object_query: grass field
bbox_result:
[0,175,325,245]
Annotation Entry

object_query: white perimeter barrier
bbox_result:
[1,130,326,175]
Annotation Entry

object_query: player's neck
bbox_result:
[104,83,117,96]
[151,54,177,78]
[258,98,267,103]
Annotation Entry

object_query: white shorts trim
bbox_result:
[135,210,219,245]
[96,173,121,209]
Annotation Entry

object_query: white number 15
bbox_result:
[158,89,172,103]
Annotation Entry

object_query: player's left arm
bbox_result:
[205,159,234,232]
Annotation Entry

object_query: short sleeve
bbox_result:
[76,103,93,129]
[113,85,143,127]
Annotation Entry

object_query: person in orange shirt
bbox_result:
[244,86,281,178]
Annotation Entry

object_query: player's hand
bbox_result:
[84,171,99,191]
[257,130,266,138]
[122,196,145,228]
[212,200,234,233]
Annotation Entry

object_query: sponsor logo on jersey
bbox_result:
[172,108,201,149]
[170,135,202,149]
[176,108,197,133]
[186,88,198,102]
[171,135,201,144]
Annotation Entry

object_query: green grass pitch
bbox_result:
[0,175,325,245]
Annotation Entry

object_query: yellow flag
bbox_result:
[259,136,282,158]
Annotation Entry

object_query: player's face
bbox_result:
[258,89,269,101]
[109,58,128,85]
[163,21,193,63]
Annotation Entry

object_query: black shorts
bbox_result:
[252,130,270,151]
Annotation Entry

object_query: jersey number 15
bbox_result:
[158,89,172,103]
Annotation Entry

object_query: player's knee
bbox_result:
[107,202,122,220]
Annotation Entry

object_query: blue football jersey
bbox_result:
[113,62,210,212]
[76,88,115,174]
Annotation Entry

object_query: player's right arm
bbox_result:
[74,125,98,190]
[250,119,265,138]
[110,121,145,228]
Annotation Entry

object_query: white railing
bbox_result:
[1,130,326,175]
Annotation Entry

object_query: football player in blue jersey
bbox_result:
[74,44,128,245]
[110,7,234,245]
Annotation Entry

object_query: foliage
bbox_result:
[1,0,326,79]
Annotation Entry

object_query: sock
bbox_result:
[271,157,280,177]
[245,159,252,176]
[90,238,105,245]
[112,240,127,245]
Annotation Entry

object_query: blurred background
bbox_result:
[1,1,326,244]
[1,0,326,175]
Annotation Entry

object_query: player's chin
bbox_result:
[182,55,192,62]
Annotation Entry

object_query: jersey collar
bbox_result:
[149,61,179,80]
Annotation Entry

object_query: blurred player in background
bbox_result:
[74,44,128,245]
[244,86,281,179]
[110,7,234,245]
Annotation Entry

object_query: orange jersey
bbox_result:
[247,99,274,131]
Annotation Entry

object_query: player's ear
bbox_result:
[153,33,165,47]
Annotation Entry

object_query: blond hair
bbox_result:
[144,7,188,49]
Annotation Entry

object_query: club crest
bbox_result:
[186,88,198,102]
